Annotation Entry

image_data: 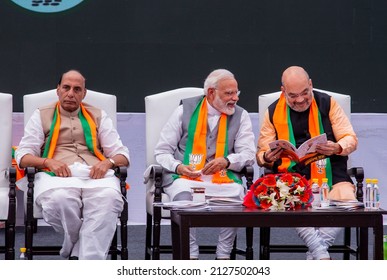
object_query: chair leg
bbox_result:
[5,221,15,260]
[152,207,162,260]
[110,230,118,260]
[355,227,360,259]
[145,213,152,260]
[120,198,128,260]
[120,223,128,260]
[25,219,33,260]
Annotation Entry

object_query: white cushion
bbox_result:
[0,93,13,220]
[144,88,203,216]
[23,89,117,128]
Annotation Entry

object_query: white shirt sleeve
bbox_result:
[154,105,184,172]
[15,109,45,166]
[98,110,130,165]
[227,109,256,171]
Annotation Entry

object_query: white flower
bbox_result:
[293,186,305,195]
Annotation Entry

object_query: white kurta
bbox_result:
[16,162,121,200]
[15,108,130,200]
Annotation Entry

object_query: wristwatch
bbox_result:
[224,157,231,169]
[108,158,116,168]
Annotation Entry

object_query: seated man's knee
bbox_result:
[173,191,192,201]
[329,182,356,200]
[90,188,124,210]
[41,188,81,206]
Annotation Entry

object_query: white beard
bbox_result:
[213,94,235,115]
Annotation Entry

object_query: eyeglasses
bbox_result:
[214,89,241,97]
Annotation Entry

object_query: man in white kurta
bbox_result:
[15,70,130,260]
[154,69,256,259]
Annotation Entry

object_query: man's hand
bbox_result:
[90,159,112,179]
[263,146,283,163]
[176,164,202,178]
[316,140,343,156]
[201,157,229,175]
[44,158,71,177]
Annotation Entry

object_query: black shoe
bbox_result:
[69,256,79,260]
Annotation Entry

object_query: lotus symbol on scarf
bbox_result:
[189,153,203,168]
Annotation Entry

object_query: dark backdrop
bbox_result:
[1,0,386,112]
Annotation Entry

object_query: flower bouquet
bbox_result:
[243,172,313,210]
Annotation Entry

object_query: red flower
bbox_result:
[243,172,313,210]
[262,174,277,187]
[280,173,294,185]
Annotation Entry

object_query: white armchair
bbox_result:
[0,93,15,260]
[258,88,363,260]
[21,89,128,259]
[144,87,254,260]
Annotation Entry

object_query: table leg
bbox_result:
[359,227,369,260]
[373,215,384,260]
[171,218,181,260]
[171,213,191,260]
[179,219,190,260]
[246,227,254,260]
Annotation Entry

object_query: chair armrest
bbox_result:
[143,164,163,203]
[240,165,254,188]
[24,167,36,223]
[263,167,274,175]
[347,167,364,202]
[7,167,17,224]
[347,167,364,181]
[114,166,128,196]
[6,166,17,187]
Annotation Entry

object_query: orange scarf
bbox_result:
[182,97,240,184]
[42,102,129,189]
[273,93,332,187]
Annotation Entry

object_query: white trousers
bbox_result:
[296,182,356,260]
[37,187,124,260]
[189,227,237,259]
[296,227,342,260]
[165,177,245,259]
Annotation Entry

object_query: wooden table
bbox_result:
[170,207,387,260]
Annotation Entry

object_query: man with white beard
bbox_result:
[154,69,256,260]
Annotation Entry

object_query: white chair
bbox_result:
[144,87,254,260]
[0,93,15,260]
[257,88,363,260]
[21,89,128,259]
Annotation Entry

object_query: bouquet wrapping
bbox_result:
[243,173,313,210]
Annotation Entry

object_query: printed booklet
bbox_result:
[269,133,327,166]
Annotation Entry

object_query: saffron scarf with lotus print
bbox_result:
[272,93,333,188]
[42,102,106,175]
[179,97,241,184]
